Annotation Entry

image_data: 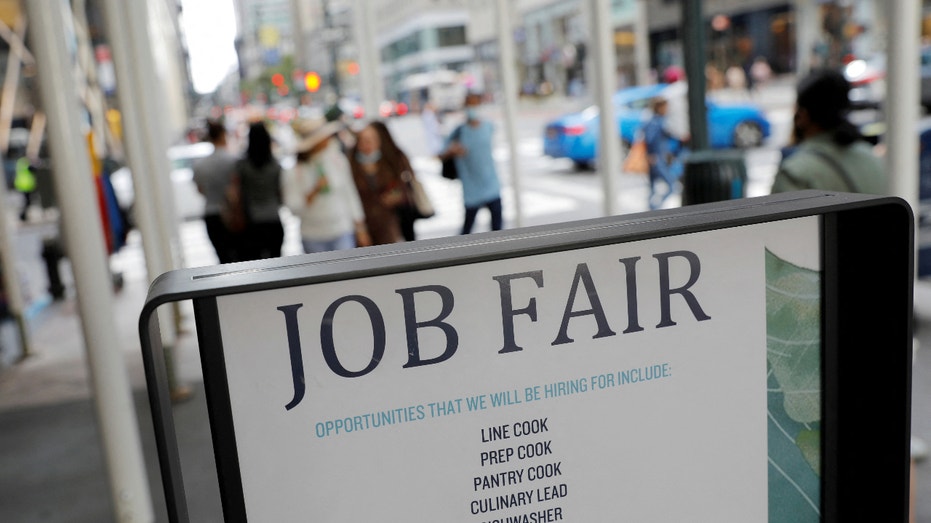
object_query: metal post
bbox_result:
[0,153,30,359]
[588,0,621,216]
[291,0,306,73]
[681,0,709,151]
[100,0,179,390]
[0,15,29,153]
[886,0,920,212]
[634,0,651,86]
[24,1,154,521]
[496,0,523,228]
[324,0,341,98]
[353,0,384,120]
[123,1,183,276]
[794,0,817,77]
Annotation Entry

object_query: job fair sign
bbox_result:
[183,214,819,522]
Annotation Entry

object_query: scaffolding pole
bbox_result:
[24,1,154,520]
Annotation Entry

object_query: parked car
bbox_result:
[844,53,887,110]
[844,46,931,112]
[110,141,214,223]
[543,83,772,170]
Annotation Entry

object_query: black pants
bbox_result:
[241,220,284,261]
[461,197,503,235]
[396,205,417,242]
[204,214,239,264]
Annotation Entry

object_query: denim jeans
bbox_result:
[302,231,356,254]
[461,197,503,234]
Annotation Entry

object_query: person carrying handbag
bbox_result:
[350,121,431,243]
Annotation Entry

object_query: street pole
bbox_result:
[325,0,341,99]
[794,0,816,77]
[886,0,920,213]
[0,14,28,153]
[100,0,181,390]
[588,0,621,216]
[353,0,383,119]
[496,0,524,228]
[24,1,154,521]
[0,14,31,359]
[0,154,30,359]
[634,0,651,86]
[681,0,708,151]
[291,0,306,74]
[123,0,183,277]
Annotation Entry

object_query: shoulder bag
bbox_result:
[441,125,463,180]
[402,170,435,219]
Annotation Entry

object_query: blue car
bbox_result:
[544,84,771,169]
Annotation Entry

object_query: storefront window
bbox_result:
[437,26,466,47]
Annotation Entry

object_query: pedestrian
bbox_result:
[421,100,444,157]
[347,122,407,245]
[369,120,426,241]
[438,92,504,234]
[286,117,370,253]
[236,121,285,260]
[770,68,886,195]
[642,96,683,210]
[193,120,240,263]
[661,65,691,147]
[749,56,773,93]
[13,155,36,221]
[725,64,749,97]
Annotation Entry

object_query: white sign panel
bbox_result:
[215,217,820,521]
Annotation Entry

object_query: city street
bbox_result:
[3,75,930,522]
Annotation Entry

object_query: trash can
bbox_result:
[680,149,747,206]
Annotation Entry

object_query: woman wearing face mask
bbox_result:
[347,122,407,245]
[285,117,370,253]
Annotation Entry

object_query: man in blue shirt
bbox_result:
[440,92,503,234]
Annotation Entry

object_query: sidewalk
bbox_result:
[0,237,225,521]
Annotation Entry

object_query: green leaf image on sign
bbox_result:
[766,249,821,522]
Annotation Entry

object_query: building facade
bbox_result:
[370,0,473,104]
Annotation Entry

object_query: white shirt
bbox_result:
[283,141,365,241]
[662,81,690,142]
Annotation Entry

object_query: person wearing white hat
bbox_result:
[284,116,370,253]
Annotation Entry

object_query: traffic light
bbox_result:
[304,71,321,92]
[271,72,285,87]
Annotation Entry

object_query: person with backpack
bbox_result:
[771,68,886,195]
[438,92,503,234]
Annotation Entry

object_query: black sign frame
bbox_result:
[139,190,914,523]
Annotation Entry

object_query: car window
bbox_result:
[627,97,652,110]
